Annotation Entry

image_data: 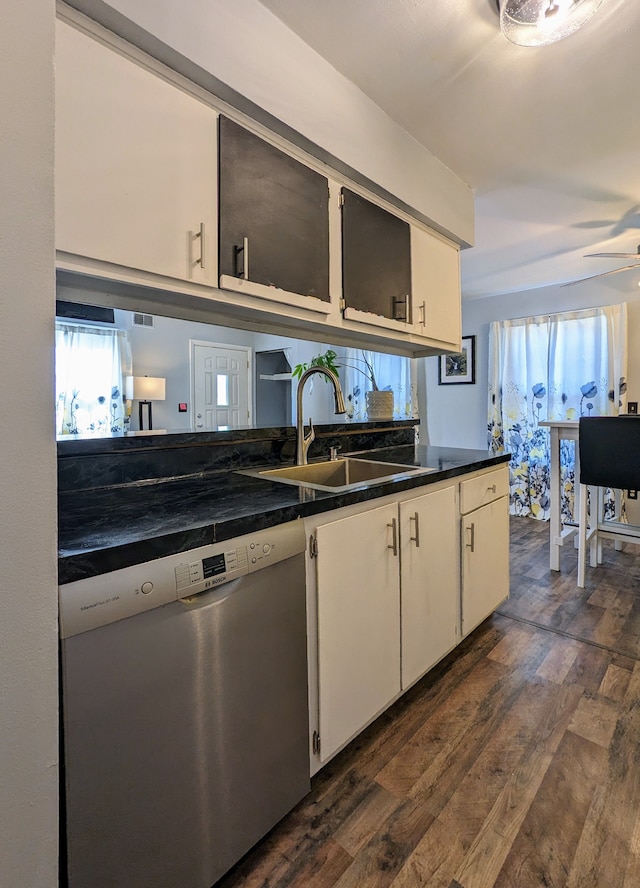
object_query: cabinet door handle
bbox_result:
[195,222,205,269]
[234,236,249,279]
[387,518,398,557]
[465,522,475,553]
[418,301,426,327]
[488,484,497,493]
[409,512,420,547]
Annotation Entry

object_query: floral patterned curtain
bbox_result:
[55,322,133,436]
[488,304,628,520]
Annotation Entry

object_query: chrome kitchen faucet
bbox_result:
[295,367,346,466]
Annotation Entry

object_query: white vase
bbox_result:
[365,390,394,421]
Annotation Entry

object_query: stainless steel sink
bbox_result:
[240,457,437,493]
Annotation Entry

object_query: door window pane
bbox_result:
[217,374,229,407]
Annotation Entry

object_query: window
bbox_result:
[488,304,627,520]
[339,349,417,421]
[55,322,132,436]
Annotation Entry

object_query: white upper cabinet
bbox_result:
[339,188,462,351]
[411,225,462,350]
[55,20,217,285]
[54,16,463,356]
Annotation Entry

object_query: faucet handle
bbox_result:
[329,446,341,461]
[304,417,315,448]
[302,417,316,465]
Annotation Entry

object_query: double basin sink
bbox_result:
[241,456,436,493]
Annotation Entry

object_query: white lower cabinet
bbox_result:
[460,468,510,636]
[311,485,459,765]
[315,502,401,764]
[307,465,510,771]
[400,486,459,690]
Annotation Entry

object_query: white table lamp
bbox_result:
[126,376,166,430]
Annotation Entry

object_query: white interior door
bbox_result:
[192,342,251,430]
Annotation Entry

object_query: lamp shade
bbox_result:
[126,376,166,401]
[498,0,607,47]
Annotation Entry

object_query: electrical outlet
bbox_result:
[628,401,638,414]
[628,489,638,500]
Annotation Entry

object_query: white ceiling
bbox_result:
[258,0,640,300]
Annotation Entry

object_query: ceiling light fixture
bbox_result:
[496,0,607,47]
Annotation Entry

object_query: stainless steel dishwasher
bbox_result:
[59,520,309,888]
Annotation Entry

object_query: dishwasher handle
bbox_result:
[179,577,244,608]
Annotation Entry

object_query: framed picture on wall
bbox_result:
[438,335,476,385]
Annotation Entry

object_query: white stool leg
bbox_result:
[614,489,623,550]
[595,486,603,565]
[578,482,588,588]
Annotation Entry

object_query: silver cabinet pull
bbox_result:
[488,484,497,493]
[387,518,398,557]
[418,301,426,327]
[465,522,475,552]
[409,512,420,547]
[195,222,205,268]
[234,236,249,279]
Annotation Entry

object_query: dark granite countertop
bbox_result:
[58,444,510,584]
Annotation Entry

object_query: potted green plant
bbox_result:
[293,349,393,420]
[292,348,341,380]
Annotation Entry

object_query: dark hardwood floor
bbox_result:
[216,517,640,888]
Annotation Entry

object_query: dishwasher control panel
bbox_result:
[59,520,306,639]
[174,544,250,594]
[173,524,301,597]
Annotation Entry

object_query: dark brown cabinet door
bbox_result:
[341,188,411,321]
[218,116,330,302]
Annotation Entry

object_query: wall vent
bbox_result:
[133,312,154,328]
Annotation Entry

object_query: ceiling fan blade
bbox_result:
[584,252,640,259]
[561,264,640,287]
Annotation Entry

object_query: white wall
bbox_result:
[0,1,58,885]
[426,278,640,450]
